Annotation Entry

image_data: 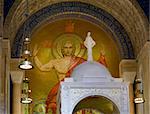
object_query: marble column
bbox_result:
[11,71,24,114]
[0,0,4,111]
[0,38,4,114]
[0,39,11,114]
[119,59,136,114]
[137,41,150,114]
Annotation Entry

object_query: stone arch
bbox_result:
[4,0,148,55]
[71,93,121,114]
[11,1,134,59]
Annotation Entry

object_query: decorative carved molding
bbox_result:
[60,81,130,114]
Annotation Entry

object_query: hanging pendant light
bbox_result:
[19,0,33,105]
[134,96,145,104]
[21,97,32,104]
[18,36,33,70]
[19,59,33,70]
[20,77,32,104]
[134,78,145,104]
[18,0,33,70]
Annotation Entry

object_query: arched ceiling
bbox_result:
[73,96,119,113]
[4,0,149,56]
[10,1,134,59]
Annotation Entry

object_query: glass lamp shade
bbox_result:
[22,89,31,94]
[22,50,32,58]
[24,37,30,42]
[23,77,29,83]
[19,59,33,70]
[134,93,145,104]
[135,78,142,83]
[21,97,32,104]
[23,50,31,55]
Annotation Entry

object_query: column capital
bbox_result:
[10,71,24,84]
[119,59,136,75]
[119,59,137,83]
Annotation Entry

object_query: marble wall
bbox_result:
[0,38,4,114]
[0,1,4,113]
[137,41,150,114]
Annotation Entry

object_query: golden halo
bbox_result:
[52,33,85,58]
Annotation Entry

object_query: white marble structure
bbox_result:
[57,61,131,114]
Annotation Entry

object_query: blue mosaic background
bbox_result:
[11,1,135,58]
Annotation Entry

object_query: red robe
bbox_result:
[45,57,85,113]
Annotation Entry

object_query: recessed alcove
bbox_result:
[73,95,120,114]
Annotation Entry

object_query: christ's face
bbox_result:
[62,41,74,57]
